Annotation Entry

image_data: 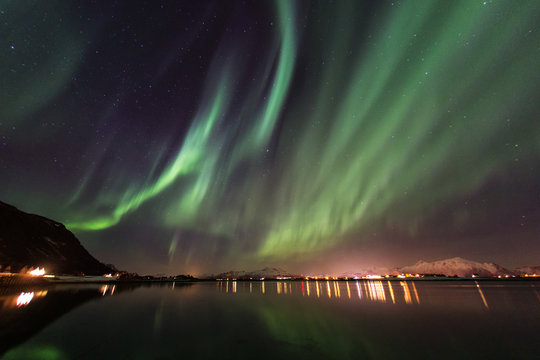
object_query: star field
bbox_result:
[1,0,539,274]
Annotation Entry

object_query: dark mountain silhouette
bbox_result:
[0,201,112,275]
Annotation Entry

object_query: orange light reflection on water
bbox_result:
[411,282,420,304]
[367,281,386,302]
[215,280,426,306]
[387,281,395,304]
[475,281,489,309]
[16,292,34,307]
[400,282,412,304]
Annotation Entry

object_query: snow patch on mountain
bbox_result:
[400,257,514,277]
[513,265,540,275]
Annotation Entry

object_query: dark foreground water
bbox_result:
[1,280,539,359]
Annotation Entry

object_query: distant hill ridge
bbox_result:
[0,201,112,275]
[513,265,540,276]
[399,257,514,277]
[213,257,538,279]
[345,257,535,277]
[213,267,293,279]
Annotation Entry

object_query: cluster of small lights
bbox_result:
[28,267,45,276]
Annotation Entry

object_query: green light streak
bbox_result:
[0,1,85,122]
[258,0,540,257]
[66,0,297,231]
[66,80,227,230]
[3,345,67,360]
[254,0,296,143]
[35,1,540,263]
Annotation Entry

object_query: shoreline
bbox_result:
[1,274,539,287]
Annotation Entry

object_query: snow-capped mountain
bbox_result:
[399,257,514,277]
[513,266,540,276]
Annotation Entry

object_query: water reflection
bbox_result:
[0,282,193,357]
[475,281,489,309]
[1,281,539,359]
[401,281,413,304]
[100,284,117,296]
[15,291,48,307]
[16,292,34,307]
[0,285,104,356]
[217,280,429,305]
[388,281,395,303]
[1,290,49,310]
[214,279,540,312]
[411,282,420,303]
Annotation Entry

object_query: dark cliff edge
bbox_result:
[0,201,112,275]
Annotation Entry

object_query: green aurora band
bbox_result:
[2,1,540,267]
[69,1,540,257]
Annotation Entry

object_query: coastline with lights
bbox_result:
[1,258,538,288]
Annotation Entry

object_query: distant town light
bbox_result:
[28,267,45,276]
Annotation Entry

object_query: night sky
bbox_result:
[1,0,539,275]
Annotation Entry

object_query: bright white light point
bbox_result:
[17,292,34,307]
[29,267,45,276]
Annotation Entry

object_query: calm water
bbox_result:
[1,280,539,359]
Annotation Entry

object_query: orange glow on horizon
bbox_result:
[400,282,412,304]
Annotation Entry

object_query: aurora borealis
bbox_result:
[1,0,539,274]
